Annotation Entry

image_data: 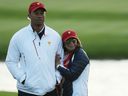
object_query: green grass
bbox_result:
[0,0,128,60]
[0,91,17,96]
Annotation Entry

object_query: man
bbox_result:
[5,1,63,96]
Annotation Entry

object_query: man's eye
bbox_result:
[34,12,44,15]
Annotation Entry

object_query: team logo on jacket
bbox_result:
[48,41,51,45]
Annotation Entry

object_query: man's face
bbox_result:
[29,8,45,25]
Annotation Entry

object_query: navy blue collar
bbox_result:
[38,27,45,39]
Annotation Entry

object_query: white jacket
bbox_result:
[73,64,90,96]
[5,24,64,95]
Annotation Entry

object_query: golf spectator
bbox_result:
[56,30,90,96]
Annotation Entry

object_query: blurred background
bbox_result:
[0,0,128,96]
[0,0,128,60]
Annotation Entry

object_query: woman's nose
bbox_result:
[69,42,75,46]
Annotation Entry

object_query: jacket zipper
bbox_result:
[33,36,40,59]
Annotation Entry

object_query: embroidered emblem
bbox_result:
[68,31,71,34]
[48,41,51,45]
[37,2,40,5]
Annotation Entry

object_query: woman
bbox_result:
[56,30,90,96]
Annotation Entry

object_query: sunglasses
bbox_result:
[65,38,77,45]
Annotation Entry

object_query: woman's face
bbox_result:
[64,38,78,52]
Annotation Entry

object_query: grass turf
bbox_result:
[0,0,128,60]
[0,91,17,96]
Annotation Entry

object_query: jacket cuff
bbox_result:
[56,64,61,69]
[57,64,68,69]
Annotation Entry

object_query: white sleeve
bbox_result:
[56,39,64,66]
[5,36,26,83]
[56,37,64,83]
